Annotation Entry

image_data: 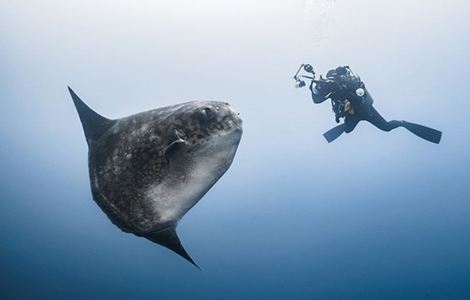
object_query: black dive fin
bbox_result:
[144,227,200,268]
[323,124,345,143]
[402,121,442,144]
[68,86,115,146]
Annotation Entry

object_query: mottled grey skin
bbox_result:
[69,87,242,267]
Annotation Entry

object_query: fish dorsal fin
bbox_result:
[68,86,115,146]
[144,227,200,268]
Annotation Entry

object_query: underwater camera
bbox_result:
[295,79,306,88]
[293,64,315,88]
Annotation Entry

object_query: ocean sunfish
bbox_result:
[68,87,243,267]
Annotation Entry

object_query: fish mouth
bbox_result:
[227,115,243,143]
[228,108,243,132]
[231,118,243,134]
[230,128,243,146]
[228,120,243,147]
[234,114,243,132]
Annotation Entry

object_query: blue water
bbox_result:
[1,0,470,299]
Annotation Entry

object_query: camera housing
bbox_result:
[303,64,314,73]
[293,63,315,89]
[295,80,306,88]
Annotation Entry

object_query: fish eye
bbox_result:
[203,107,216,120]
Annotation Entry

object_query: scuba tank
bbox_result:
[339,67,374,108]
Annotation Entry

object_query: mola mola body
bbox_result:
[68,87,243,267]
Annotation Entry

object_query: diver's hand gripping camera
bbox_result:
[293,64,315,88]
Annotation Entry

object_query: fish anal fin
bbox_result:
[144,227,200,269]
[68,86,115,146]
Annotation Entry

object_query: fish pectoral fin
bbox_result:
[144,227,199,269]
[164,138,185,160]
[164,128,187,160]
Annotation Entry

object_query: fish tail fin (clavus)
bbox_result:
[402,121,442,144]
[68,86,116,146]
[144,227,200,269]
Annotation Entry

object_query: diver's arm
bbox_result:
[309,80,329,104]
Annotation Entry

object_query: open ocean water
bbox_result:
[1,0,470,299]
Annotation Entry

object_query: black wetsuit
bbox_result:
[309,66,441,144]
[310,68,404,133]
[343,103,403,133]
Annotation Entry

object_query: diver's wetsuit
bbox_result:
[309,66,441,143]
[343,103,403,133]
[310,66,403,133]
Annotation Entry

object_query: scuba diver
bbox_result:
[293,64,442,143]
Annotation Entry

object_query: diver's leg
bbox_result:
[323,124,345,143]
[365,106,442,143]
[364,106,403,132]
[322,115,358,142]
[344,115,360,133]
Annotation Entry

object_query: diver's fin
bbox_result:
[323,124,345,143]
[144,227,200,268]
[68,86,115,146]
[402,121,442,144]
